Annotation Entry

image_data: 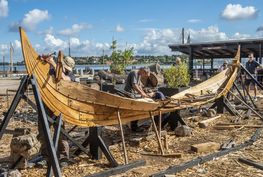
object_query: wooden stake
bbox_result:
[117,110,128,164]
[149,112,165,155]
[159,111,162,139]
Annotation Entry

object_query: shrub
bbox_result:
[164,62,190,88]
[110,40,134,74]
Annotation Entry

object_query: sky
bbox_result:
[0,0,263,62]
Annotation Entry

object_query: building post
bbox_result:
[259,43,262,64]
[189,46,193,78]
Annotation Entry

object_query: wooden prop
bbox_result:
[149,112,164,155]
[198,115,221,128]
[117,110,128,164]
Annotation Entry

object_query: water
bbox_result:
[0,64,171,72]
[0,59,249,72]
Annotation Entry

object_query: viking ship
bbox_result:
[19,27,240,127]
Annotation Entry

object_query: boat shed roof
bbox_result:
[169,38,263,59]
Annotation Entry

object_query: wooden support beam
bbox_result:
[149,112,165,155]
[117,110,128,164]
[198,115,221,128]
[86,160,146,177]
[141,153,182,158]
[191,142,220,153]
[238,158,263,171]
[214,124,263,130]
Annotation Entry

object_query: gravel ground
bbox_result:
[0,95,263,177]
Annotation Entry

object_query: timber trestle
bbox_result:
[0,75,62,177]
[0,74,145,177]
[74,126,118,167]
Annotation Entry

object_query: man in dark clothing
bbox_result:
[245,53,262,101]
[124,67,170,132]
[124,67,152,98]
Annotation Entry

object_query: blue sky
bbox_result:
[0,0,263,61]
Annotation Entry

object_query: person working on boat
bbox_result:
[245,52,263,101]
[36,54,76,167]
[218,60,228,72]
[124,67,170,132]
[41,54,76,81]
[124,67,154,98]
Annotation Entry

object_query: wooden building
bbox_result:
[169,38,263,74]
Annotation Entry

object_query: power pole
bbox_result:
[102,49,105,65]
[68,37,71,57]
[187,32,191,44]
[182,28,185,44]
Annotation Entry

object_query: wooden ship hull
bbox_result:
[19,27,240,127]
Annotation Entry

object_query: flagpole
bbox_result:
[10,42,13,72]
[3,56,5,77]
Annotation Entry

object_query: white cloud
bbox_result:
[11,25,258,58]
[59,23,92,36]
[0,44,8,56]
[231,32,250,39]
[221,4,258,20]
[44,34,67,49]
[189,26,228,42]
[0,0,8,17]
[136,26,229,55]
[9,9,50,32]
[115,24,124,32]
[41,34,111,56]
[187,19,201,23]
[0,40,22,60]
[13,40,21,50]
[22,9,50,30]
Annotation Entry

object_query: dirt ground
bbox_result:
[0,93,263,177]
[0,78,21,95]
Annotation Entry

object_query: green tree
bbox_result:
[110,40,134,74]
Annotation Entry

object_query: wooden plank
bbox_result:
[86,160,146,177]
[141,153,182,158]
[214,125,263,130]
[238,158,263,171]
[198,115,221,128]
[214,125,235,130]
[191,142,220,153]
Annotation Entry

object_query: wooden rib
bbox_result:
[55,50,63,82]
